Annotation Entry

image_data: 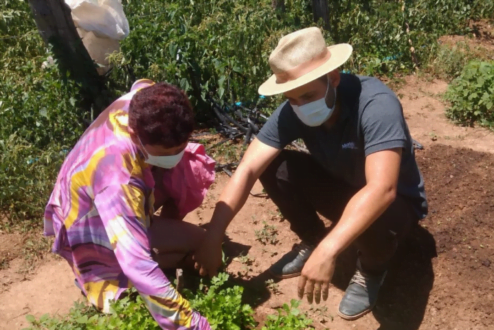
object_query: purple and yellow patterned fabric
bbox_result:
[44,79,213,329]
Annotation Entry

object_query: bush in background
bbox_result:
[1,0,494,225]
[111,0,494,109]
[445,61,494,128]
[0,1,85,227]
[426,42,485,81]
[109,0,312,116]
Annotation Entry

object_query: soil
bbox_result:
[0,258,81,329]
[398,75,494,154]
[1,72,494,329]
[438,19,494,59]
[0,232,24,273]
[187,144,494,330]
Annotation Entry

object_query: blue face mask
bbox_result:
[291,77,337,127]
[138,137,185,169]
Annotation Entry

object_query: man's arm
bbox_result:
[193,138,281,276]
[210,138,281,233]
[298,148,402,303]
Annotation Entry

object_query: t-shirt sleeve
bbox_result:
[257,101,300,149]
[361,93,408,156]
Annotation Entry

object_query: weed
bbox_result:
[309,305,334,326]
[265,279,282,295]
[261,299,312,330]
[427,42,476,81]
[255,222,279,245]
[0,258,9,270]
[429,132,438,141]
[235,253,254,266]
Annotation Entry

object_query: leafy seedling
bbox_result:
[255,222,279,245]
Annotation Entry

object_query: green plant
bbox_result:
[265,279,281,295]
[235,253,254,266]
[25,273,258,330]
[261,300,313,330]
[255,222,279,245]
[109,0,311,116]
[426,40,494,81]
[427,42,475,81]
[0,0,86,227]
[184,272,256,330]
[24,292,161,330]
[445,61,494,128]
[110,0,494,116]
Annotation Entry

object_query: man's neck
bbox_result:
[322,98,342,130]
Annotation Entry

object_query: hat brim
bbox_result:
[258,44,353,96]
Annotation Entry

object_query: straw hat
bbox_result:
[258,27,352,96]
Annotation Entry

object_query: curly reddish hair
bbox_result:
[129,83,194,148]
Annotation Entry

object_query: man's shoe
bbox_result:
[268,242,314,279]
[338,262,387,320]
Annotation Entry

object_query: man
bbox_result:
[194,27,427,320]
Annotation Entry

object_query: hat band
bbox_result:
[274,48,332,84]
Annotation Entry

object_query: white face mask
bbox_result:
[138,137,185,169]
[291,78,337,127]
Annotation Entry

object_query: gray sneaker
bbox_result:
[338,261,387,320]
[268,242,314,279]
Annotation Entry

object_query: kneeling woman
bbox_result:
[44,80,214,329]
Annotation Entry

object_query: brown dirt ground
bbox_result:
[187,143,494,330]
[438,19,494,59]
[2,69,494,329]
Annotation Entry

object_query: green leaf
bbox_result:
[38,108,48,118]
[25,314,36,324]
[76,315,88,324]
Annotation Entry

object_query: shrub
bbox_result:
[0,1,86,226]
[445,61,494,128]
[109,0,311,116]
[2,0,494,226]
[426,42,478,81]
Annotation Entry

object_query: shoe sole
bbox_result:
[268,269,301,279]
[337,304,375,321]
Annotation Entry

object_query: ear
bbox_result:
[328,70,341,88]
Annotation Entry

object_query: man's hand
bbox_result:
[194,138,281,277]
[297,245,336,304]
[192,230,223,277]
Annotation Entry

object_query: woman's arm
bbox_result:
[94,184,211,330]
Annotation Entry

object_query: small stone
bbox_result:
[482,259,491,267]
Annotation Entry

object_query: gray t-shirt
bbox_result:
[257,74,427,219]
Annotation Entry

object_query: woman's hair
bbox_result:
[129,82,194,148]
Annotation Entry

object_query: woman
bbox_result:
[44,80,215,329]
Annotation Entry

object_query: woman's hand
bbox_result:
[192,229,224,277]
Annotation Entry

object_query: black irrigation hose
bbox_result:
[413,139,424,150]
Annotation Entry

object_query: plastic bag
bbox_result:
[65,0,129,40]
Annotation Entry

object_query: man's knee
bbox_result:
[259,150,312,186]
